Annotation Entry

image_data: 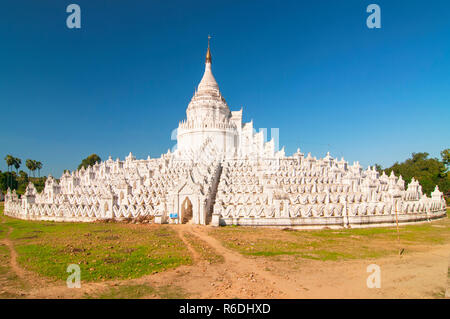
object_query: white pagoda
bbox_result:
[5,39,447,228]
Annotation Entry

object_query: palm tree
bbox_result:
[26,159,36,177]
[4,155,14,188]
[26,159,32,176]
[4,155,14,172]
[13,157,21,174]
[36,161,43,177]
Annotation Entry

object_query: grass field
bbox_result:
[208,210,450,261]
[0,204,191,283]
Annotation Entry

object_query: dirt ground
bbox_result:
[0,223,449,299]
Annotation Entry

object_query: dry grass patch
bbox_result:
[90,283,188,299]
[183,232,224,264]
[209,212,450,261]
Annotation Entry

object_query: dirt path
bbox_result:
[1,223,449,299]
[0,228,27,280]
[0,227,52,286]
[0,227,53,297]
[188,225,303,298]
[173,226,201,263]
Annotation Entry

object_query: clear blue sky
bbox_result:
[0,0,449,176]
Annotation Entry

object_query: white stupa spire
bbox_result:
[197,35,219,91]
[186,36,230,116]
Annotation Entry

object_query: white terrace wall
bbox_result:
[3,153,447,229]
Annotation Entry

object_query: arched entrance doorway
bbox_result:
[181,197,193,224]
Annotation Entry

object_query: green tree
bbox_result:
[0,171,18,192]
[36,161,43,177]
[18,170,28,186]
[0,171,6,192]
[4,155,14,170]
[441,149,450,168]
[26,159,36,177]
[78,154,101,170]
[17,171,28,194]
[375,150,449,197]
[374,164,383,173]
[4,155,15,189]
[18,170,28,180]
[13,157,21,174]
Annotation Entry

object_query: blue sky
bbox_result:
[0,0,449,176]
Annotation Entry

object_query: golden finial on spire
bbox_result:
[206,34,212,64]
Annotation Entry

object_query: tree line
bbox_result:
[1,155,45,195]
[374,149,450,204]
[4,155,43,177]
[1,154,102,197]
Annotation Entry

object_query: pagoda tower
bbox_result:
[176,36,241,157]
